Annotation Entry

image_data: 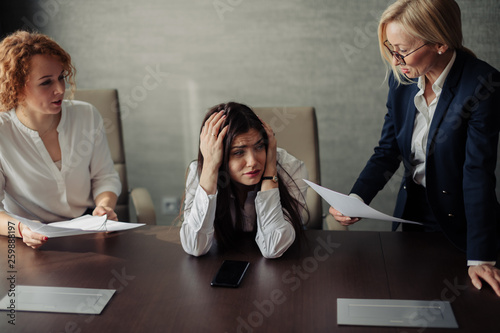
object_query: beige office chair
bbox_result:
[65,89,156,225]
[253,106,345,230]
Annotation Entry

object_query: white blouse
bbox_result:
[180,148,308,258]
[0,100,121,222]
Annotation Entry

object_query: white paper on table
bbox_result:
[15,214,145,237]
[0,286,116,314]
[304,180,422,225]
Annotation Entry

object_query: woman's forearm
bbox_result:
[0,211,21,238]
[94,191,118,209]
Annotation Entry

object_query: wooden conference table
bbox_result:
[1,226,499,333]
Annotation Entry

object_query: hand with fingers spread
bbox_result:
[329,206,361,226]
[469,264,500,297]
[199,111,228,194]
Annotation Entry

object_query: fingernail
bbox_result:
[346,217,351,221]
[44,237,48,241]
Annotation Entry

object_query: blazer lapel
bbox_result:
[427,89,454,153]
[401,85,419,162]
[426,51,466,155]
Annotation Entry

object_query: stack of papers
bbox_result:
[16,214,144,237]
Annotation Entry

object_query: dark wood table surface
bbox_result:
[1,226,499,332]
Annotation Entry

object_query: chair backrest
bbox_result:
[252,107,322,229]
[66,89,130,221]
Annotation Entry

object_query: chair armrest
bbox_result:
[130,187,156,225]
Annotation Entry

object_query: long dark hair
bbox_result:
[196,102,307,251]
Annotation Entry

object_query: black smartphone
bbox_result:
[211,260,250,288]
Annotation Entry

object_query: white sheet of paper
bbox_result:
[337,298,458,328]
[15,214,144,237]
[304,180,421,225]
[0,286,115,314]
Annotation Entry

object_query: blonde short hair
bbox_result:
[0,31,76,111]
[378,0,475,84]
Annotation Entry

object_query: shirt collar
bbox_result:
[10,102,67,136]
[10,108,37,136]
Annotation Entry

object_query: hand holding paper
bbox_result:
[303,180,421,225]
[16,214,144,238]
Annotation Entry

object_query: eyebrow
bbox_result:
[389,40,414,48]
[231,138,264,150]
[38,70,64,81]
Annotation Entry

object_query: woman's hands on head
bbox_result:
[259,117,278,174]
[258,117,279,192]
[199,111,228,194]
[200,111,228,170]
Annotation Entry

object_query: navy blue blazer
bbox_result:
[351,50,500,261]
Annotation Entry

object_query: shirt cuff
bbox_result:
[189,185,217,232]
[467,260,496,267]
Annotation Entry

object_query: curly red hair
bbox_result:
[0,31,76,112]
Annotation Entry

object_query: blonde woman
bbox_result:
[330,0,500,295]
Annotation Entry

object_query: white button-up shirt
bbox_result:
[411,52,456,187]
[0,100,121,222]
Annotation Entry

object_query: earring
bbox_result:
[438,51,442,55]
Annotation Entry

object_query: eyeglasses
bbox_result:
[383,40,428,66]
